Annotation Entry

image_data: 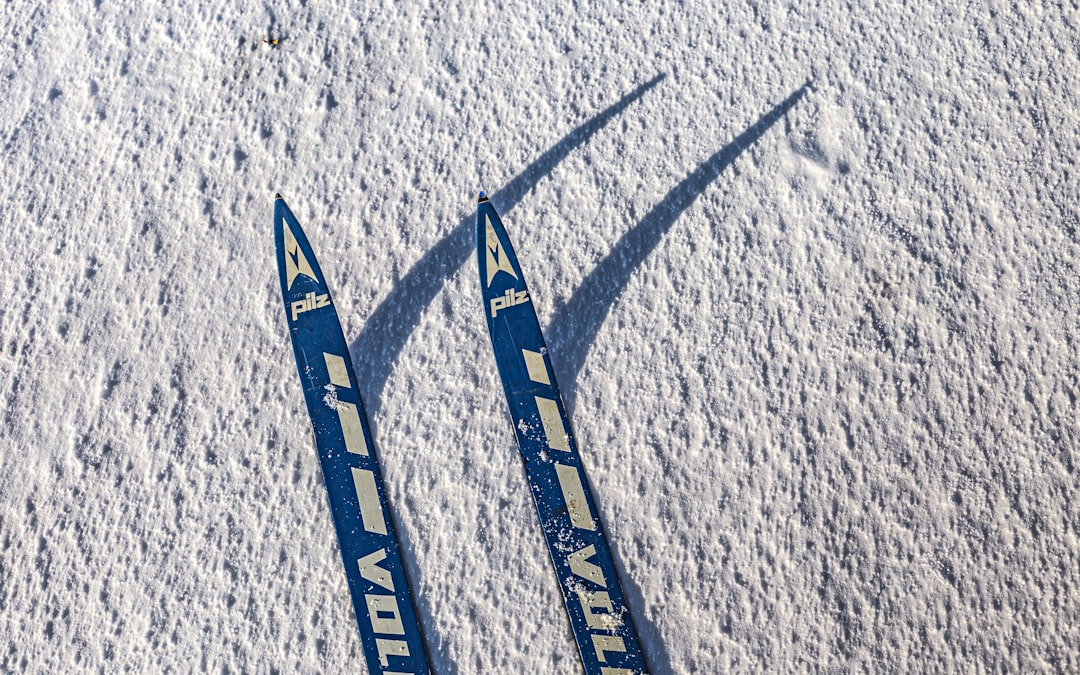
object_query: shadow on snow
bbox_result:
[349,74,666,413]
[547,82,810,414]
[349,77,808,675]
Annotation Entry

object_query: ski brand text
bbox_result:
[291,291,331,321]
[490,287,530,318]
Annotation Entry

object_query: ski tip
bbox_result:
[478,190,489,204]
[274,193,283,201]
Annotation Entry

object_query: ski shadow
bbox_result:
[349,74,666,413]
[547,82,811,414]
[390,513,459,675]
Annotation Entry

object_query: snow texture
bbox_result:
[1,1,1077,672]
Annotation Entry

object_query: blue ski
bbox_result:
[476,193,648,674]
[274,195,431,675]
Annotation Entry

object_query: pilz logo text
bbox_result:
[291,291,331,321]
[490,288,529,317]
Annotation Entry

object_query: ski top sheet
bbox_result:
[476,193,648,675]
[274,195,431,675]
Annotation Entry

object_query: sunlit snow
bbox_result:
[1,1,1077,672]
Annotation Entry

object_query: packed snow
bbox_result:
[1,0,1077,672]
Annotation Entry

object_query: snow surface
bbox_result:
[1,0,1078,672]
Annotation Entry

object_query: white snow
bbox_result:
[1,0,1078,672]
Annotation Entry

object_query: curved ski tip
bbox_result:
[477,190,489,203]
[274,193,283,201]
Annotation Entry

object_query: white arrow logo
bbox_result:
[485,216,517,288]
[284,221,318,290]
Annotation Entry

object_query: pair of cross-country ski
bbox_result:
[274,193,648,675]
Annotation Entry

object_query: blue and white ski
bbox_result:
[476,193,648,675]
[274,195,431,675]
